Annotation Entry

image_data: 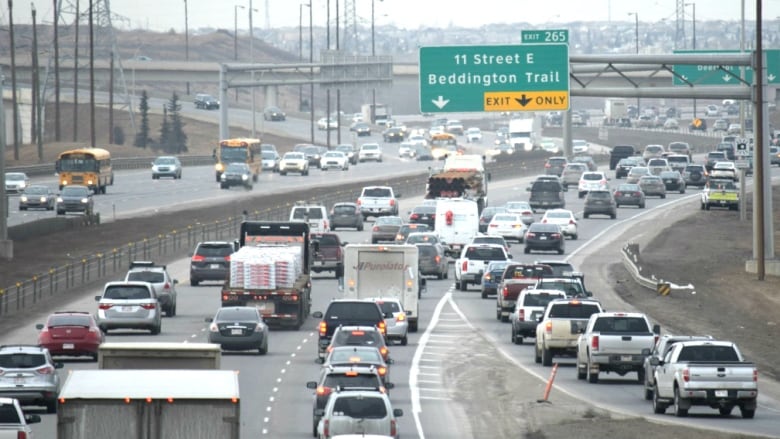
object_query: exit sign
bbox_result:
[521,29,569,44]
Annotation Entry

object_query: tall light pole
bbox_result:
[184,0,190,96]
[628,12,639,114]
[371,0,376,121]
[309,0,314,144]
[249,0,257,138]
[686,2,697,119]
[234,5,245,60]
[299,3,305,112]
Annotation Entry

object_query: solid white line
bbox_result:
[417,373,439,377]
[419,396,452,401]
[419,358,441,362]
[416,380,441,384]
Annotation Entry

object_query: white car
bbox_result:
[278,152,310,176]
[320,151,350,171]
[358,143,383,162]
[572,139,589,154]
[539,138,559,154]
[486,213,527,243]
[317,117,338,130]
[408,135,428,148]
[540,209,578,240]
[711,161,739,181]
[398,142,416,158]
[465,127,482,143]
[365,297,409,346]
[316,389,403,439]
[4,172,30,193]
[577,171,609,198]
[503,201,534,225]
[705,104,719,117]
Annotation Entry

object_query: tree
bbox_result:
[167,92,188,153]
[158,106,171,151]
[133,90,151,148]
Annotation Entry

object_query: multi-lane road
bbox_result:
[4,110,780,438]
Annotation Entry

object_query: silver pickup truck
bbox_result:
[576,311,660,384]
[649,340,758,418]
[0,397,40,439]
[357,186,400,220]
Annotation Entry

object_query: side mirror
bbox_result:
[385,382,395,389]
[487,172,492,182]
[55,362,64,369]
[396,193,402,198]
[315,357,325,364]
[652,324,661,335]
[525,187,531,192]
[387,358,395,365]
[649,357,661,366]
[314,409,325,417]
[173,279,179,285]
[393,409,404,417]
[205,317,213,323]
[641,348,651,356]
[25,414,41,425]
[306,381,318,389]
[340,242,348,246]
[35,323,44,330]
[507,254,513,259]
[94,295,102,302]
[562,185,569,192]
[312,311,323,319]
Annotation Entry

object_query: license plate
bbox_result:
[621,355,633,362]
[372,208,380,212]
[623,194,631,197]
[121,306,134,312]
[720,201,727,205]
[231,329,243,335]
[540,236,548,240]
[14,377,25,385]
[63,343,75,350]
[715,390,728,398]
[210,264,221,269]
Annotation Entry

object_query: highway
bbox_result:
[4,164,780,437]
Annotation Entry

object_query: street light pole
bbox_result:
[184,0,189,96]
[234,5,244,61]
[628,12,639,114]
[326,0,331,150]
[299,3,303,112]
[309,0,314,144]
[249,0,256,138]
[686,2,697,118]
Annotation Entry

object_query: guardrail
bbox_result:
[0,152,547,318]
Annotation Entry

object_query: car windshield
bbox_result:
[0,404,21,423]
[324,152,343,158]
[154,157,176,165]
[313,234,339,246]
[329,348,383,364]
[62,186,89,196]
[127,271,165,283]
[6,174,25,181]
[262,152,276,159]
[531,181,561,191]
[0,353,46,368]
[592,317,650,333]
[362,144,380,151]
[325,303,381,320]
[333,205,356,215]
[582,174,603,181]
[336,146,353,153]
[323,373,379,389]
[292,207,324,220]
[565,164,587,171]
[548,158,566,165]
[226,163,247,173]
[375,216,402,226]
[24,186,48,195]
[545,211,570,219]
[617,184,640,191]
[548,303,602,318]
[332,396,388,419]
[103,286,152,300]
[529,224,560,233]
[217,308,259,321]
[523,292,566,307]
[362,187,391,197]
[588,192,612,199]
[660,172,679,179]
[196,244,233,256]
[492,214,520,222]
[333,329,383,346]
[284,153,305,160]
[48,315,92,327]
[629,168,649,175]
[417,244,438,257]
[376,301,401,316]
[538,280,585,296]
[464,246,506,260]
[407,234,436,244]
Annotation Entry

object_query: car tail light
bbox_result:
[544,163,551,168]
[356,199,362,205]
[552,233,561,238]
[518,309,525,321]
[410,214,419,220]
[163,282,171,291]
[542,219,547,223]
[396,313,406,322]
[224,255,231,261]
[544,321,552,334]
[569,219,576,225]
[431,213,436,218]
[316,386,332,396]
[502,287,509,298]
[389,199,396,206]
[614,191,622,197]
[434,255,441,264]
[380,346,389,358]
[483,273,491,281]
[591,335,599,351]
[36,366,55,375]
[373,226,380,232]
[682,368,690,383]
[98,303,113,310]
[390,419,397,437]
[489,224,498,228]
[191,254,205,262]
[319,321,327,336]
[512,224,522,229]
[141,303,157,310]
[753,369,758,382]
[377,366,387,377]
[526,232,536,239]
[17,432,28,439]
[461,260,468,272]
[323,419,330,438]
[209,323,218,332]
[377,321,386,335]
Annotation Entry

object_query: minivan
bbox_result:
[527,177,566,211]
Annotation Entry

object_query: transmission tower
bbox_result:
[341,0,358,54]
[42,0,135,139]
[674,0,686,50]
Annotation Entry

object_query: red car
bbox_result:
[36,311,104,360]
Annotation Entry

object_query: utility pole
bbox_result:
[89,0,96,147]
[184,0,190,96]
[0,65,11,260]
[8,0,19,159]
[53,0,61,141]
[109,51,115,144]
[32,3,43,161]
[73,0,80,142]
[326,0,331,150]
[309,0,314,144]
[336,0,341,144]
[250,0,256,138]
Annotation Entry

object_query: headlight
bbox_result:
[87,179,94,185]
[39,196,46,202]
[242,174,248,180]
[81,198,89,203]
[216,163,225,172]
[221,174,227,181]
[20,196,28,202]
[57,197,63,203]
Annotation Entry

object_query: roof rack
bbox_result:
[129,261,164,270]
[0,344,43,350]
[53,311,91,315]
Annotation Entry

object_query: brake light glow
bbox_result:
[141,303,157,310]
[316,386,333,396]
[518,309,525,321]
[434,255,441,263]
[380,346,389,358]
[377,366,387,376]
[682,368,690,383]
[545,321,552,334]
[191,255,205,262]
[345,370,358,377]
[98,303,113,310]
[319,321,327,336]
[461,260,468,272]
[373,226,380,232]
[378,321,386,335]
[591,335,599,351]
[569,219,576,225]
[224,255,231,261]
[502,287,509,298]
[389,199,396,206]
[323,419,330,437]
[163,282,171,290]
[753,369,758,382]
[396,313,406,322]
[390,419,397,437]
[350,331,365,336]
[36,366,54,375]
[552,233,561,238]
[410,214,419,220]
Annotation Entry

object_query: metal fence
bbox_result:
[0,152,547,318]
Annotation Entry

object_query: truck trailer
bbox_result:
[342,244,421,332]
[425,154,489,213]
[57,369,240,439]
[220,221,312,329]
[508,117,540,152]
[98,342,222,370]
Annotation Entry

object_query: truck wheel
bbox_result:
[501,313,509,323]
[191,278,199,286]
[459,280,467,291]
[637,368,645,384]
[542,348,553,367]
[577,363,586,380]
[652,383,667,414]
[150,325,161,335]
[510,329,516,343]
[673,387,688,417]
[481,290,487,299]
[409,321,418,333]
[586,361,598,383]
[312,417,319,437]
[258,339,268,355]
[644,383,654,400]
[534,345,542,363]
[719,406,733,416]
[705,203,710,210]
[437,272,443,280]
[401,335,408,346]
[496,308,501,320]
[46,400,57,414]
[335,264,344,279]
[740,407,755,419]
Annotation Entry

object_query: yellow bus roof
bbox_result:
[57,147,111,160]
[220,138,261,146]
[430,133,456,140]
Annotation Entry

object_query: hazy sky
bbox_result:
[2,0,779,31]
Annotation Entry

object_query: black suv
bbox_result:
[609,145,636,170]
[527,177,566,212]
[189,241,236,286]
[311,300,385,359]
[194,93,220,110]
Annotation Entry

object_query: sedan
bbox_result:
[711,161,739,181]
[486,213,527,243]
[220,162,253,190]
[358,143,383,162]
[336,144,359,165]
[279,152,309,176]
[466,127,482,143]
[416,242,449,280]
[659,170,686,194]
[407,205,436,229]
[207,306,269,354]
[320,151,350,171]
[263,106,286,121]
[260,151,280,173]
[4,172,30,193]
[638,175,667,198]
[572,139,589,154]
[540,209,578,240]
[503,201,534,226]
[524,223,565,255]
[398,142,416,158]
[371,216,403,243]
[19,185,56,210]
[317,117,338,130]
[583,190,617,219]
[626,166,650,184]
[613,183,646,208]
[350,122,371,136]
[56,185,94,215]
[383,127,406,143]
[151,156,182,179]
[330,202,364,231]
[478,206,507,233]
[36,311,104,360]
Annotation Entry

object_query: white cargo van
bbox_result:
[342,244,421,332]
[435,198,479,257]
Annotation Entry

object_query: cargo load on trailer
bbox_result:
[426,154,489,213]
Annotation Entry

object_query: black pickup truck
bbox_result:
[609,145,637,170]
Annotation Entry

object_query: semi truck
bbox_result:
[508,117,540,152]
[98,342,222,369]
[603,99,628,126]
[361,103,391,126]
[220,221,312,330]
[57,369,240,439]
[426,154,489,213]
[342,244,421,332]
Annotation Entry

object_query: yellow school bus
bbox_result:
[214,138,261,182]
[429,133,464,160]
[55,148,114,194]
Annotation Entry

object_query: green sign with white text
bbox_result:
[673,49,780,85]
[521,29,569,44]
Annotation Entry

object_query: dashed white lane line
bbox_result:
[262,333,311,435]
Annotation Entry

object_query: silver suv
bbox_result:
[124,261,178,317]
[94,281,163,335]
[315,388,403,438]
[0,345,63,413]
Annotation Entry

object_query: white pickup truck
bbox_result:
[649,340,758,418]
[454,243,512,291]
[357,186,400,219]
[0,397,40,438]
[535,298,604,367]
[576,311,660,384]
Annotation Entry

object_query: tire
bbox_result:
[644,380,654,400]
[258,339,268,355]
[719,406,733,416]
[46,400,57,414]
[586,361,598,383]
[583,213,589,219]
[740,407,755,419]
[501,313,509,323]
[496,308,502,321]
[444,271,449,279]
[700,202,705,210]
[705,203,710,210]
[637,368,645,384]
[572,234,578,240]
[280,171,287,176]
[615,204,620,208]
[150,325,161,335]
[57,210,64,215]
[191,278,199,286]
[542,348,553,366]
[610,213,616,219]
[577,363,587,380]
[459,280,467,291]
[640,203,646,208]
[534,345,542,364]
[652,383,667,414]
[437,272,443,280]
[557,247,564,255]
[409,320,418,333]
[357,224,364,231]
[511,329,517,344]
[481,290,487,299]
[524,247,530,254]
[401,335,408,346]
[171,304,177,317]
[673,386,688,417]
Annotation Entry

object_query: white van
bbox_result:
[288,202,330,233]
[435,198,479,257]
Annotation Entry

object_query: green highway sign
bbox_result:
[418,44,570,113]
[672,49,780,85]
[521,29,569,44]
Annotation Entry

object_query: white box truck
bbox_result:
[508,117,540,152]
[434,198,480,257]
[98,342,222,369]
[57,369,240,439]
[603,99,628,126]
[343,244,421,332]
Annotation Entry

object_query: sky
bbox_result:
[1,0,779,31]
